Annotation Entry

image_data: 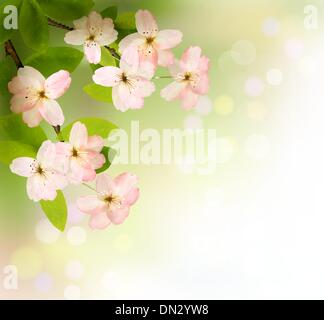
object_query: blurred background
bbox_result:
[1,0,324,299]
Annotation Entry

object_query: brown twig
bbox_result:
[104,46,121,61]
[47,17,73,31]
[4,40,23,68]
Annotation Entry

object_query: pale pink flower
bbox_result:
[10,141,68,202]
[56,122,105,184]
[64,11,118,64]
[161,46,210,110]
[119,9,182,69]
[77,173,140,229]
[8,67,71,127]
[92,49,155,111]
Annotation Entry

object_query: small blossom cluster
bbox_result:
[65,9,211,111]
[9,122,139,229]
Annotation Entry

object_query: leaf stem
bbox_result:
[82,183,97,192]
[4,40,23,69]
[154,75,173,79]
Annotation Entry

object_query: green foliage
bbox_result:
[61,118,117,140]
[19,0,49,51]
[25,47,83,77]
[38,0,94,21]
[0,0,21,44]
[96,146,115,174]
[0,114,47,149]
[40,190,67,231]
[115,12,136,30]
[0,56,16,110]
[100,47,116,67]
[0,140,36,165]
[83,83,113,103]
[101,6,118,21]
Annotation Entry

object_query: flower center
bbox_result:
[183,72,192,81]
[38,90,47,99]
[36,165,44,175]
[120,72,128,83]
[88,35,95,41]
[146,36,155,45]
[104,194,122,209]
[72,147,79,158]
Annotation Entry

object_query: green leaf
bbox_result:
[0,56,16,107]
[0,0,21,44]
[83,83,112,103]
[0,140,36,165]
[115,12,136,30]
[0,114,47,149]
[101,6,118,20]
[100,47,116,67]
[40,191,67,232]
[38,0,94,21]
[19,0,49,51]
[96,146,115,174]
[61,118,117,140]
[25,47,83,77]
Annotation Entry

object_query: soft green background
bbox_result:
[1,0,324,299]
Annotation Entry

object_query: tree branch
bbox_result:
[4,40,23,69]
[47,17,73,31]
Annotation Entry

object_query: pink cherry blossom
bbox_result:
[64,11,118,64]
[77,173,140,229]
[56,122,105,184]
[92,49,155,111]
[8,67,71,127]
[10,141,68,202]
[119,10,182,69]
[161,46,210,110]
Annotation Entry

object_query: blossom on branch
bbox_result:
[56,122,106,184]
[10,141,68,202]
[77,173,140,229]
[92,48,155,111]
[8,67,71,127]
[64,11,118,64]
[119,9,182,70]
[161,46,210,109]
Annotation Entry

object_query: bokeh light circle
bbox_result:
[214,95,234,115]
[67,226,87,246]
[65,260,85,280]
[266,68,283,86]
[195,96,213,116]
[35,218,61,244]
[11,247,43,279]
[247,101,267,122]
[262,17,280,37]
[34,273,53,293]
[231,40,256,66]
[245,77,265,97]
[184,115,203,130]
